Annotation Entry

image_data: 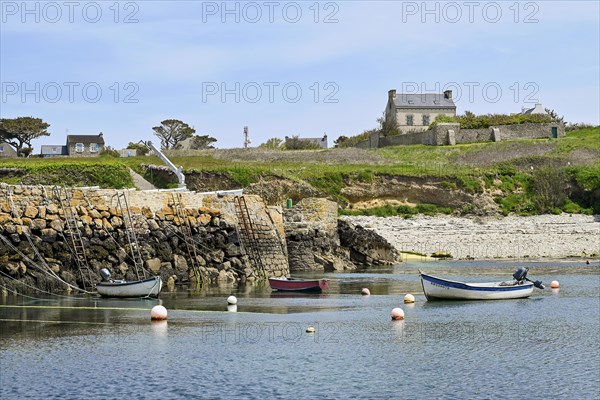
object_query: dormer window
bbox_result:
[75,143,84,153]
[90,143,99,153]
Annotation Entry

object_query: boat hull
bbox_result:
[420,272,533,301]
[96,276,163,298]
[268,277,329,292]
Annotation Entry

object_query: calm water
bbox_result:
[1,261,599,399]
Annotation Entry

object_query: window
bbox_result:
[422,115,430,126]
[90,143,99,153]
[52,147,59,153]
[0,145,4,153]
[406,115,414,126]
[75,143,84,153]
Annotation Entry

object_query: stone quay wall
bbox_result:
[0,185,288,294]
[283,198,399,272]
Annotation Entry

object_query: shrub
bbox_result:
[432,112,554,129]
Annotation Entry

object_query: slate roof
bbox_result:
[66,134,105,145]
[393,93,456,109]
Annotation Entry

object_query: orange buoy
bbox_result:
[550,280,560,289]
[391,307,405,320]
[361,288,370,296]
[150,305,168,321]
[404,294,415,304]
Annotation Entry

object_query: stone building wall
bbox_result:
[0,185,289,293]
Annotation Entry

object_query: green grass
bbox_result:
[1,126,597,215]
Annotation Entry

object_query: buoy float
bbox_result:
[227,295,237,305]
[550,280,560,289]
[361,288,370,296]
[391,307,404,321]
[404,293,415,304]
[306,326,316,333]
[150,305,168,321]
[227,304,237,313]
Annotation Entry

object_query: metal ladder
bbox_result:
[170,192,202,285]
[111,191,146,280]
[233,195,266,278]
[51,186,94,289]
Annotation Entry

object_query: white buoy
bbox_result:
[404,293,415,304]
[227,295,237,305]
[361,288,370,296]
[227,304,237,313]
[391,307,405,320]
[151,305,168,321]
[306,326,316,333]
[550,280,560,289]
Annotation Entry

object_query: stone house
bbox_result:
[0,142,18,158]
[41,133,105,157]
[385,89,456,133]
[66,133,105,156]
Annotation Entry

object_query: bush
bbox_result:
[530,166,568,213]
[433,112,554,129]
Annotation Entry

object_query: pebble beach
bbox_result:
[342,214,600,260]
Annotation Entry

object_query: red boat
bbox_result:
[268,277,329,292]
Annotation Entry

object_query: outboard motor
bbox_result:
[513,266,544,289]
[513,267,529,282]
[100,268,113,282]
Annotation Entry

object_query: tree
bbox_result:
[0,117,50,156]
[152,119,195,149]
[188,135,217,150]
[545,108,565,125]
[377,113,399,136]
[126,142,150,156]
[259,138,283,149]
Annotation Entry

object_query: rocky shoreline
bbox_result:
[342,214,600,260]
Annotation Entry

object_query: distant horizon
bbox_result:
[1,1,598,151]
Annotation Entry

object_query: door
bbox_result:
[551,127,558,138]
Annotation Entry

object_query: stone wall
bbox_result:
[0,185,289,293]
[356,122,564,148]
[283,198,399,272]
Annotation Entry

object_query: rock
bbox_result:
[147,219,160,231]
[30,218,47,230]
[45,204,59,214]
[173,254,188,272]
[24,205,39,218]
[118,262,128,275]
[146,258,162,273]
[49,219,63,231]
[40,228,57,242]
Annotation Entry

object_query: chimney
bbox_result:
[388,89,397,101]
[443,90,452,100]
[99,132,103,137]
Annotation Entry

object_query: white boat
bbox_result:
[420,267,544,301]
[96,269,163,298]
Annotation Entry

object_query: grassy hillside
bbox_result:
[1,126,598,215]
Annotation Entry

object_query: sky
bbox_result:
[1,0,599,151]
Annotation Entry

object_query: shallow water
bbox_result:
[1,260,599,399]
